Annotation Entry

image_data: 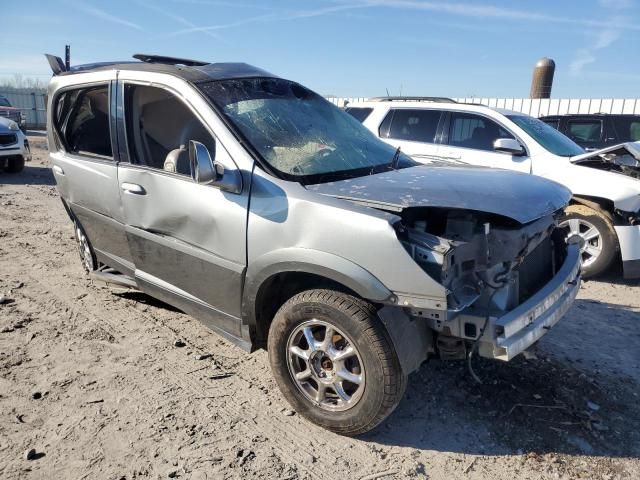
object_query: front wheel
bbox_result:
[268,289,406,436]
[560,204,619,278]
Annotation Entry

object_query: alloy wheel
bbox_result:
[561,217,602,268]
[286,319,365,412]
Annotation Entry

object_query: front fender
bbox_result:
[241,247,393,325]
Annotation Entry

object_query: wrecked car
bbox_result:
[348,100,640,278]
[45,54,581,435]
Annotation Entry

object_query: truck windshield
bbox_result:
[0,97,11,107]
[508,115,584,157]
[199,78,415,183]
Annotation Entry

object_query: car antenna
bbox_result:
[65,45,71,71]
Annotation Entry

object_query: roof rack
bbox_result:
[133,53,208,67]
[369,96,457,103]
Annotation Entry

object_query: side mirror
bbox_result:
[189,140,217,184]
[494,138,525,156]
[188,140,242,194]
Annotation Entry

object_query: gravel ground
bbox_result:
[0,136,639,479]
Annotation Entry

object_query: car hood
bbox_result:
[570,141,640,165]
[306,166,571,224]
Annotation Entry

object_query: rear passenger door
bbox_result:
[377,108,444,164]
[440,111,531,173]
[50,78,133,273]
[115,75,250,340]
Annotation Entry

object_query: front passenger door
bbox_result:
[117,81,249,339]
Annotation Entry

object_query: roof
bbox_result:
[50,53,278,83]
[349,99,521,116]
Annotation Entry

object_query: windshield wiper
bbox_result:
[390,146,402,170]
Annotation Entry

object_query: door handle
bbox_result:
[121,183,146,195]
[52,165,64,175]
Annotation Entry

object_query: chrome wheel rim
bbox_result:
[286,319,365,412]
[76,226,94,272]
[561,218,602,268]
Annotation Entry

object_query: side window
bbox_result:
[384,109,441,143]
[542,119,559,130]
[345,107,373,123]
[448,112,514,151]
[53,85,112,158]
[124,84,216,176]
[612,117,640,142]
[567,120,602,143]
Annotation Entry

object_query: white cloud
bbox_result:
[168,3,374,36]
[168,0,640,37]
[598,0,634,8]
[73,2,143,31]
[570,0,632,76]
[136,0,223,40]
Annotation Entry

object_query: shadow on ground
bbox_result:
[0,165,55,186]
[114,290,182,313]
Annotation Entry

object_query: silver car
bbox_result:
[45,53,581,435]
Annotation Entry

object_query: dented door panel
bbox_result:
[118,165,249,320]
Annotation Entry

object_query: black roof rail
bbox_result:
[369,96,457,103]
[133,53,209,67]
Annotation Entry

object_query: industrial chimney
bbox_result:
[530,57,555,99]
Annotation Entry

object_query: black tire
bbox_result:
[268,289,406,436]
[4,156,25,173]
[561,204,618,278]
[73,220,97,273]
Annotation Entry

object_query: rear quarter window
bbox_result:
[612,117,640,142]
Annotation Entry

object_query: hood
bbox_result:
[306,166,571,224]
[570,141,640,166]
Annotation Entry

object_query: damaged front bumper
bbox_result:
[484,242,581,361]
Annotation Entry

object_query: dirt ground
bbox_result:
[1,137,639,480]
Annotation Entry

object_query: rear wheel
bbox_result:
[4,156,25,173]
[74,221,96,273]
[268,289,406,436]
[560,204,618,278]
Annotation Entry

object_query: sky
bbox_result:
[2,0,640,98]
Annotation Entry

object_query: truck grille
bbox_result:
[0,133,17,147]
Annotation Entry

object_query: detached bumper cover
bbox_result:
[492,242,581,361]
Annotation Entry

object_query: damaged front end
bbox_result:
[308,165,580,363]
[395,207,581,361]
[571,142,640,180]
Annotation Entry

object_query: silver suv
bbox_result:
[46,54,581,435]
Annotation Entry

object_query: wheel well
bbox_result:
[252,272,362,349]
[571,195,616,223]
